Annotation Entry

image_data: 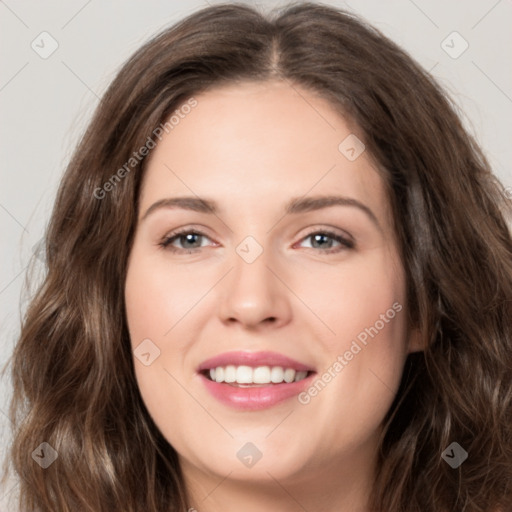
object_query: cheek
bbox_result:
[304,246,407,354]
[124,249,211,435]
[299,248,409,432]
[124,250,201,350]
[125,255,193,443]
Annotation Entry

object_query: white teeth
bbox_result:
[215,366,224,383]
[207,365,309,385]
[224,365,236,383]
[270,367,284,383]
[253,366,271,384]
[284,368,296,383]
[236,365,253,384]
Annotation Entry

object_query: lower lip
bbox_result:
[199,373,315,410]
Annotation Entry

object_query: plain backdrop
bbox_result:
[1,0,511,507]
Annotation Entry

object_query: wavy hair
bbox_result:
[3,2,511,511]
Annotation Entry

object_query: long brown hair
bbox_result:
[3,2,511,511]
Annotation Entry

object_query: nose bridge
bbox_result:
[233,236,271,290]
[218,234,291,327]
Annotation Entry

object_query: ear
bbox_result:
[407,327,424,354]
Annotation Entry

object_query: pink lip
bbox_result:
[197,351,316,411]
[197,351,315,372]
[199,373,316,410]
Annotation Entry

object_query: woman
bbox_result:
[3,2,511,511]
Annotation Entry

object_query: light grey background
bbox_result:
[1,0,511,507]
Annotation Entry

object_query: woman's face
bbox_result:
[125,80,420,492]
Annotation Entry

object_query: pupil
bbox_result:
[313,234,330,248]
[183,233,200,248]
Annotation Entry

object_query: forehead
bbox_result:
[140,80,390,226]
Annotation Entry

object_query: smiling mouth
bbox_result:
[200,365,315,386]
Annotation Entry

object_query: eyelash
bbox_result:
[158,227,355,255]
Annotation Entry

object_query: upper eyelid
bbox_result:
[161,226,353,248]
[162,225,351,239]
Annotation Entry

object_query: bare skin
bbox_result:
[125,80,422,512]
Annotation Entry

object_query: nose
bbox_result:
[218,245,292,330]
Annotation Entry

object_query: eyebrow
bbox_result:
[141,195,381,230]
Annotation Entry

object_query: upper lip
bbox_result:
[197,351,315,373]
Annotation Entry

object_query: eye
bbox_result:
[296,229,354,254]
[159,228,214,254]
[158,227,354,255]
